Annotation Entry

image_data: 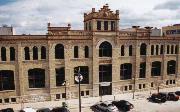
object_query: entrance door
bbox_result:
[99,83,112,96]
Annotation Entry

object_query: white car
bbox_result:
[23,107,36,112]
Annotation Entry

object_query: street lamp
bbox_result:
[75,67,83,112]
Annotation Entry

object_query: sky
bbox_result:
[0,0,179,35]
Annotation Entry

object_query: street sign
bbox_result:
[100,82,111,86]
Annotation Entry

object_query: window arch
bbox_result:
[151,61,161,76]
[41,46,46,59]
[129,45,132,56]
[121,45,125,56]
[24,47,30,60]
[140,43,147,55]
[156,45,159,55]
[10,47,15,61]
[171,45,174,54]
[151,45,154,55]
[55,44,64,59]
[1,47,6,61]
[85,46,89,58]
[28,68,45,88]
[167,45,170,54]
[99,41,112,57]
[74,46,79,58]
[167,60,176,75]
[33,46,38,60]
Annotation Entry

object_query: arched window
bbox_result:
[160,45,163,55]
[99,41,112,57]
[121,45,124,56]
[56,67,65,86]
[85,46,89,58]
[175,45,178,54]
[167,60,176,75]
[156,45,159,55]
[10,47,15,61]
[41,46,46,59]
[140,43,147,55]
[129,45,132,56]
[151,45,154,55]
[0,70,15,91]
[1,47,6,61]
[171,45,174,54]
[33,46,38,60]
[120,63,132,80]
[74,46,79,58]
[24,47,30,60]
[55,44,64,59]
[167,45,170,54]
[28,68,45,88]
[151,61,161,76]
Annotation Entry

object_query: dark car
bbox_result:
[51,107,70,112]
[175,91,180,96]
[112,100,134,111]
[36,108,50,112]
[167,92,179,101]
[0,108,14,112]
[148,92,168,103]
[90,101,118,112]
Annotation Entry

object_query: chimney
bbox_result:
[116,10,119,15]
[47,22,50,27]
[132,26,140,29]
[144,26,153,30]
[92,8,95,12]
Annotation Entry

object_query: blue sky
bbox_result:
[0,0,180,34]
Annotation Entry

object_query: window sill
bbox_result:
[0,90,15,93]
[28,88,46,90]
[167,74,176,76]
[138,78,146,80]
[120,79,132,81]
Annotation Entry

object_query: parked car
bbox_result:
[175,91,180,96]
[0,108,14,112]
[22,107,36,112]
[36,108,50,112]
[167,92,179,101]
[90,101,119,112]
[51,107,70,112]
[148,92,168,103]
[112,100,134,111]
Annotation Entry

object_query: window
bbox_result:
[62,93,66,98]
[97,21,101,30]
[56,94,61,99]
[4,98,9,103]
[160,45,163,54]
[41,46,46,59]
[143,84,145,88]
[28,68,45,88]
[140,43,147,55]
[74,66,89,84]
[99,41,112,57]
[81,91,84,96]
[151,82,154,87]
[171,45,174,54]
[156,45,159,55]
[0,70,15,91]
[55,44,64,59]
[173,80,176,84]
[167,45,170,54]
[104,21,108,30]
[139,62,146,78]
[111,21,115,31]
[129,45,132,56]
[85,23,88,31]
[10,47,15,61]
[99,64,112,82]
[11,98,16,102]
[74,46,79,58]
[151,45,154,55]
[85,46,89,58]
[1,47,6,61]
[120,63,132,80]
[56,67,65,86]
[0,99,2,103]
[121,45,124,56]
[170,80,172,84]
[175,45,178,54]
[86,91,89,95]
[166,80,169,85]
[151,61,161,76]
[125,86,128,91]
[89,21,91,31]
[129,85,132,90]
[33,46,38,60]
[139,84,142,89]
[167,60,176,75]
[24,47,30,60]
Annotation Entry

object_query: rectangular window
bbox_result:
[99,65,112,82]
[56,67,65,86]
[111,21,115,31]
[97,21,101,30]
[125,86,128,91]
[151,61,161,76]
[89,21,91,31]
[62,93,66,98]
[74,46,78,58]
[4,98,9,103]
[104,21,108,30]
[143,84,145,88]
[139,62,146,78]
[129,85,132,90]
[86,91,89,96]
[81,91,84,96]
[151,82,154,87]
[56,94,61,99]
[139,84,142,89]
[120,63,132,80]
[11,98,16,102]
[167,60,176,75]
[173,80,176,84]
[0,99,2,103]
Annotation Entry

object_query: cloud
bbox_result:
[154,0,180,10]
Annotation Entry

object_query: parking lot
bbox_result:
[1,87,180,112]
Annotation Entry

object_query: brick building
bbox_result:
[0,4,180,104]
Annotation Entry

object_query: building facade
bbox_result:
[0,5,180,104]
